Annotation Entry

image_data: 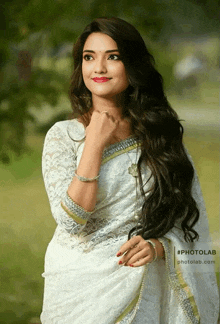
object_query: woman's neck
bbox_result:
[91,95,124,120]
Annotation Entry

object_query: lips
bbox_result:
[92,77,111,83]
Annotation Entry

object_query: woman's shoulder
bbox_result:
[50,118,84,130]
[47,118,85,136]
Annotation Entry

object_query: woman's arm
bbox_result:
[66,140,103,212]
[66,110,119,212]
[42,123,92,233]
[42,111,119,233]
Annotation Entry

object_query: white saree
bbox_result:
[40,119,219,324]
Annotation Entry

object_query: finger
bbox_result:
[116,236,141,256]
[125,248,153,266]
[91,110,101,121]
[100,110,109,117]
[92,110,102,117]
[130,255,152,267]
[119,245,142,264]
[101,111,116,125]
[104,112,117,125]
[108,114,115,122]
[100,110,119,124]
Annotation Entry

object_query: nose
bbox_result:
[94,58,107,74]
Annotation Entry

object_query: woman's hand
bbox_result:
[85,110,119,150]
[116,236,164,267]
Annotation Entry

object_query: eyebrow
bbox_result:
[83,49,119,53]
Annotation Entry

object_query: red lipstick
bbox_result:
[92,77,110,83]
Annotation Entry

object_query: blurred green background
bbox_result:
[0,0,219,323]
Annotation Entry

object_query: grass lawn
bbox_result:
[0,127,219,323]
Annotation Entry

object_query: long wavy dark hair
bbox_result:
[69,17,199,242]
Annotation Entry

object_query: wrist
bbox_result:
[74,171,99,182]
[149,238,165,259]
[84,138,105,153]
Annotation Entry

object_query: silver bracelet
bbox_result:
[74,171,99,182]
[146,239,157,263]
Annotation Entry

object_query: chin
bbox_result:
[92,92,121,99]
[91,88,128,99]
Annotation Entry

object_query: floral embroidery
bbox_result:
[128,163,138,177]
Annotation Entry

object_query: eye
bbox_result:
[83,54,93,61]
[108,54,120,60]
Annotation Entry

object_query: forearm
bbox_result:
[67,141,104,212]
[67,110,118,215]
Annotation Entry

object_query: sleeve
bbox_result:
[42,123,93,234]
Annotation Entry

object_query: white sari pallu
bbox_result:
[40,119,219,324]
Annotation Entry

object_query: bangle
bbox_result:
[74,171,99,182]
[146,239,157,263]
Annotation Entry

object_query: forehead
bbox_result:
[83,32,118,51]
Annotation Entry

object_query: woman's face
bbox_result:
[82,32,129,100]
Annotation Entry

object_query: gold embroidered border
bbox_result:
[61,201,87,225]
[116,265,148,324]
[175,262,200,322]
[66,191,94,214]
[116,288,140,323]
[102,143,141,165]
[158,238,200,324]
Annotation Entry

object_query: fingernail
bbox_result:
[116,252,121,257]
[119,261,122,265]
[129,264,134,267]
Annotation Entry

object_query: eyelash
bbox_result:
[83,55,93,61]
[108,54,120,60]
[83,54,120,61]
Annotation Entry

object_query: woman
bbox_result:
[40,17,219,323]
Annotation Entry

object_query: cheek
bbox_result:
[82,64,87,80]
[123,73,129,86]
[117,66,129,86]
[119,70,129,88]
[82,62,92,78]
[82,65,91,89]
